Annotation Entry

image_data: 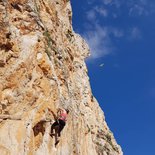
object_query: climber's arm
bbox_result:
[48,108,57,120]
[48,108,53,114]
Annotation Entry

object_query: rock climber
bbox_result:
[48,107,69,144]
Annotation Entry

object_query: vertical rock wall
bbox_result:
[0,0,123,155]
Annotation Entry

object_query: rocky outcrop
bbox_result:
[0,0,122,155]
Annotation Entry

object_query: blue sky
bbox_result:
[71,0,155,155]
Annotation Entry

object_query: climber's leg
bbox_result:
[50,120,59,136]
[55,137,60,146]
[57,119,66,137]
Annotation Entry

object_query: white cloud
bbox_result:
[83,0,154,61]
[84,25,112,60]
[102,0,122,8]
[130,27,142,40]
[112,0,122,8]
[82,22,124,61]
[128,0,155,17]
[129,4,148,16]
[111,28,124,38]
[94,6,108,17]
[86,6,108,21]
[87,0,95,5]
[86,10,96,21]
[102,0,155,17]
[103,0,112,5]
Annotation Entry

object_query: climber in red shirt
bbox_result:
[48,108,69,143]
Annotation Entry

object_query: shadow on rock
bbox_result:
[33,120,46,137]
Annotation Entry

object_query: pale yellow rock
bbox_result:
[0,0,123,155]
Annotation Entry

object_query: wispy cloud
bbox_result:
[82,0,155,62]
[83,25,123,61]
[86,6,108,21]
[129,4,148,16]
[83,25,112,60]
[111,28,124,38]
[129,27,142,40]
[128,0,155,17]
[101,0,155,17]
[86,10,96,21]
[102,0,122,8]
[95,6,108,17]
[87,0,95,5]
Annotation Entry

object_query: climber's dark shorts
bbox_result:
[51,119,66,136]
[58,119,66,126]
[52,119,66,127]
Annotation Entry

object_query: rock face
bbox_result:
[0,0,123,155]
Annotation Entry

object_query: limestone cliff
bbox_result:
[0,0,122,155]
